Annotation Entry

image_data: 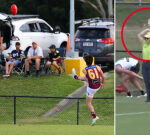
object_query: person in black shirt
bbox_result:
[45,44,61,75]
[3,42,24,78]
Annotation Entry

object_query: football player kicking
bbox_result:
[73,54,105,126]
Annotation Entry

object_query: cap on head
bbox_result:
[144,32,150,39]
[49,44,56,49]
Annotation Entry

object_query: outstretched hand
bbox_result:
[74,75,79,80]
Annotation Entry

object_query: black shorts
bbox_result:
[31,59,36,64]
[30,59,39,64]
[47,59,58,63]
[130,63,140,73]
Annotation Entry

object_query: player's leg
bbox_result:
[8,60,21,75]
[86,97,95,114]
[86,87,99,125]
[24,59,32,77]
[3,61,10,77]
[52,61,61,75]
[5,61,10,75]
[25,59,30,72]
[8,62,15,75]
[130,77,145,96]
[45,61,51,74]
[35,58,41,77]
[146,68,150,101]
[142,63,150,101]
[86,97,99,126]
[120,73,132,97]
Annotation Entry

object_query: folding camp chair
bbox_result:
[45,48,66,75]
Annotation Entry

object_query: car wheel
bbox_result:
[60,42,67,56]
[24,46,31,58]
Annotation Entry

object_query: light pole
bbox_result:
[108,0,113,18]
[66,0,75,57]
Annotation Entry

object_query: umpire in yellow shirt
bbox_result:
[138,29,150,102]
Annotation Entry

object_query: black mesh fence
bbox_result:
[0,95,114,125]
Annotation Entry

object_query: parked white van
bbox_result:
[0,13,68,57]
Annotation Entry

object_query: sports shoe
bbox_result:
[91,116,99,126]
[24,73,30,77]
[45,68,48,75]
[58,69,61,75]
[3,74,10,78]
[137,93,147,98]
[35,72,39,78]
[126,95,133,98]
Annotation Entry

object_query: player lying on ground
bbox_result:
[116,57,146,97]
[73,54,105,126]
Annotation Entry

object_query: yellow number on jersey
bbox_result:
[88,68,99,79]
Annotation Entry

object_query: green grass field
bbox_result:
[116,96,150,135]
[116,4,150,135]
[0,73,114,126]
[0,125,114,135]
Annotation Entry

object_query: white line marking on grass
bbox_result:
[116,112,150,116]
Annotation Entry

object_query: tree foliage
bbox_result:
[0,0,112,32]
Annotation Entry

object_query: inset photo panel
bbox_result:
[116,0,150,135]
[0,1,114,135]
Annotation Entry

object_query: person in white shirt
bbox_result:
[24,42,43,77]
[116,57,146,97]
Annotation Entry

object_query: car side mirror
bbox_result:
[54,26,61,34]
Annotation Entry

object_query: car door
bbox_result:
[26,22,44,48]
[38,22,56,55]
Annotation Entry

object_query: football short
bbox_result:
[130,63,140,73]
[86,86,99,98]
[8,60,21,66]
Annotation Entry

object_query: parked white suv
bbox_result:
[0,13,68,57]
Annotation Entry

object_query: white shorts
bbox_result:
[86,86,99,98]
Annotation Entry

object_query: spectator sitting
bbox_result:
[45,44,61,75]
[3,42,24,78]
[24,42,43,77]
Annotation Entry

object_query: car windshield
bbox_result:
[75,28,110,39]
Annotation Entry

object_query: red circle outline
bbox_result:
[121,7,150,62]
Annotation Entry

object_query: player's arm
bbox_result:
[116,66,143,80]
[55,56,60,61]
[7,53,12,61]
[137,28,150,43]
[74,69,87,81]
[97,66,105,83]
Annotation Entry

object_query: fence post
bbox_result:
[77,98,80,125]
[14,96,16,124]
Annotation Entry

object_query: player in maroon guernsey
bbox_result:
[73,55,105,126]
